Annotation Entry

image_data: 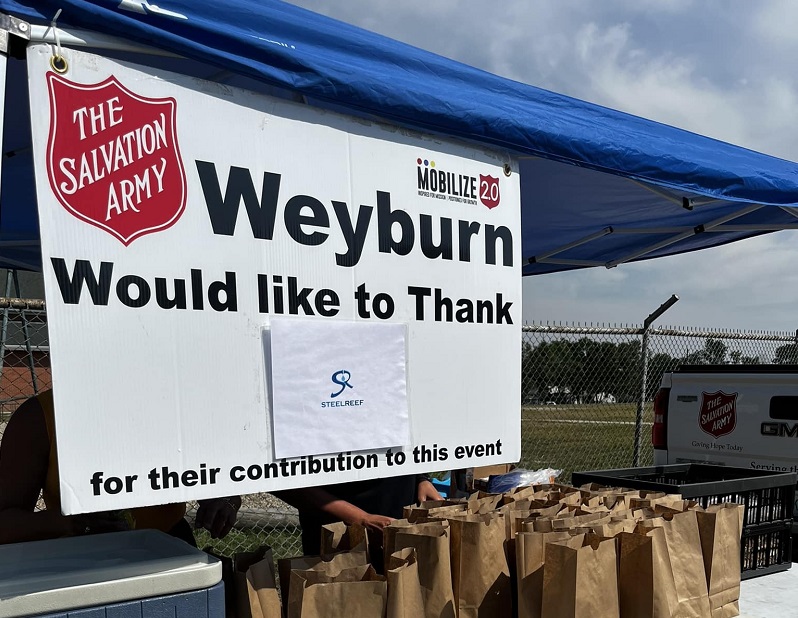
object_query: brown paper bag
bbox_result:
[516,532,585,618]
[230,547,282,618]
[404,500,467,521]
[551,512,611,531]
[580,494,606,509]
[556,491,583,507]
[541,534,619,618]
[288,563,386,618]
[384,519,447,574]
[394,522,456,618]
[277,551,367,615]
[499,507,533,540]
[641,510,712,618]
[467,493,503,514]
[510,485,553,501]
[591,518,637,537]
[608,507,635,520]
[522,505,571,534]
[547,483,583,495]
[319,522,369,560]
[696,504,744,618]
[277,555,321,616]
[449,513,511,617]
[578,502,611,514]
[609,491,642,510]
[520,503,564,524]
[617,528,678,618]
[629,493,685,511]
[527,517,554,533]
[499,496,533,510]
[387,547,426,618]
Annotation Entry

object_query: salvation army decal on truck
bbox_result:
[46,72,186,245]
[699,390,737,438]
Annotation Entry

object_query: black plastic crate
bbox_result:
[571,464,796,578]
[572,464,796,526]
[741,521,793,579]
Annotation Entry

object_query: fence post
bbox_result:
[633,295,679,466]
[633,327,650,467]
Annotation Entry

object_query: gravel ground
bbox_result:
[240,492,296,512]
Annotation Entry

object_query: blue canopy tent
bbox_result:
[2,0,798,275]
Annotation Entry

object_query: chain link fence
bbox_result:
[2,290,796,557]
[521,322,798,481]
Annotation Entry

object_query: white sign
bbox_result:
[27,43,522,514]
[270,318,409,458]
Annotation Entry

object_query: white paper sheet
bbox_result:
[270,318,409,458]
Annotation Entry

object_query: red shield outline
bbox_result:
[479,174,500,209]
[699,390,737,438]
[46,72,186,245]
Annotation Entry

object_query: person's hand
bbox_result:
[355,512,394,533]
[69,510,131,536]
[417,479,443,502]
[195,496,241,539]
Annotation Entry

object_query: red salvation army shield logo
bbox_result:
[699,391,737,438]
[479,174,500,209]
[46,72,186,245]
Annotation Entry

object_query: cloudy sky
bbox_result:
[286,0,798,333]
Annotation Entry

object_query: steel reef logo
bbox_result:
[46,72,186,245]
[321,369,364,409]
[416,156,501,209]
[330,370,353,398]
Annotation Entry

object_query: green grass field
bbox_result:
[519,402,654,482]
[195,525,300,559]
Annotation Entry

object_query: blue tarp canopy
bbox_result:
[3,0,798,275]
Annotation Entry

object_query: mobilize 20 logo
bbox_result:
[321,370,364,409]
[416,156,500,209]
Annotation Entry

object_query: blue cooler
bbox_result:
[0,530,223,617]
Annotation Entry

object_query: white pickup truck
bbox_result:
[652,364,798,530]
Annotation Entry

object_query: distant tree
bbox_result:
[614,341,641,402]
[774,343,798,364]
[521,337,645,404]
[646,352,681,399]
[729,350,761,365]
[683,349,707,365]
[704,338,728,364]
[521,340,539,402]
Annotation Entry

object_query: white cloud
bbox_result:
[614,0,694,13]
[753,0,798,48]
